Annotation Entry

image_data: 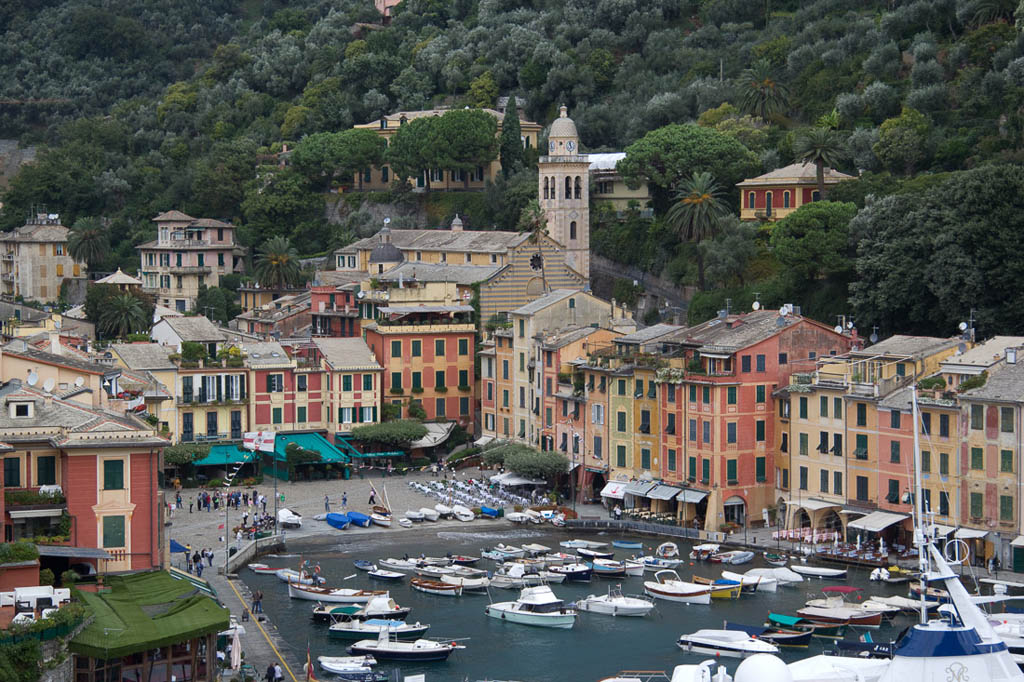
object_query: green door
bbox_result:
[1014,547,1024,573]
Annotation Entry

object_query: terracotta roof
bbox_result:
[153,210,195,222]
[737,162,855,187]
[3,340,112,375]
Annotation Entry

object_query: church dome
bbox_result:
[369,226,404,264]
[549,105,578,139]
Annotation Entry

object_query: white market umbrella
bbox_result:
[230,629,242,671]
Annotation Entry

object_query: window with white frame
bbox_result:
[592,403,605,424]
[341,407,353,424]
[361,407,374,423]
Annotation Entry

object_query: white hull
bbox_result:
[576,595,654,617]
[405,510,424,521]
[419,507,440,521]
[644,584,712,605]
[434,504,452,517]
[452,505,474,522]
[317,656,378,675]
[677,630,779,658]
[722,570,778,593]
[275,569,322,585]
[287,583,382,603]
[791,565,847,578]
[370,513,392,528]
[441,575,490,591]
[378,558,418,572]
[624,561,645,577]
[485,604,576,629]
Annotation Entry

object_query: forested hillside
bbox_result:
[2,0,1024,335]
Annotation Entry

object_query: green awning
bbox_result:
[168,566,218,601]
[271,432,350,464]
[194,444,253,467]
[71,571,229,659]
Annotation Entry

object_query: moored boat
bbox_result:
[311,595,411,623]
[317,655,386,682]
[560,539,608,549]
[766,613,847,639]
[655,542,679,558]
[410,577,463,596]
[353,560,375,572]
[612,540,644,550]
[348,631,462,662]
[796,604,883,628]
[328,619,428,640]
[521,543,551,555]
[248,563,281,574]
[378,558,419,572]
[546,562,592,582]
[368,568,405,581]
[484,585,577,629]
[721,570,778,593]
[288,582,387,603]
[643,570,712,605]
[589,558,627,577]
[689,544,719,561]
[575,586,654,617]
[638,555,684,571]
[449,554,480,566]
[624,559,645,577]
[723,621,813,647]
[790,564,847,579]
[746,567,803,586]
[711,550,754,565]
[691,575,744,599]
[275,568,325,586]
[440,574,490,591]
[452,505,475,522]
[676,629,779,658]
[578,547,616,559]
[764,552,789,567]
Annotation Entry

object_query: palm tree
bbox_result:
[99,293,147,339]
[665,172,730,291]
[517,199,549,292]
[254,236,301,289]
[68,217,109,268]
[793,127,847,200]
[738,60,789,123]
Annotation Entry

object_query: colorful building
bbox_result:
[0,213,85,303]
[313,337,383,436]
[737,163,854,221]
[310,285,360,337]
[588,153,651,213]
[233,291,311,338]
[243,341,326,433]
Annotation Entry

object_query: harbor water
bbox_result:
[241,527,945,682]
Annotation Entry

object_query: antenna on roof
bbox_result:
[869,326,879,344]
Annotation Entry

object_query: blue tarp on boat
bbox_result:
[326,513,350,530]
[347,511,371,527]
[480,506,499,518]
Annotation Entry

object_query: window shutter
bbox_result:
[240,374,246,399]
[266,374,273,392]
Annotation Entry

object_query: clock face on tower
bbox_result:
[566,140,576,153]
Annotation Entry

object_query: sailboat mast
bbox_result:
[911,385,928,625]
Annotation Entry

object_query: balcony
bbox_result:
[168,265,212,275]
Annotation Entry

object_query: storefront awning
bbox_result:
[955,528,989,539]
[600,481,627,499]
[1011,536,1024,548]
[677,489,709,504]
[474,435,494,447]
[928,524,955,536]
[723,495,745,507]
[624,481,657,497]
[789,498,840,512]
[8,508,64,519]
[647,484,682,500]
[489,471,545,486]
[409,422,455,449]
[848,511,908,532]
[840,508,870,516]
[195,444,252,467]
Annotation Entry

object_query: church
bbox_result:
[332,106,594,321]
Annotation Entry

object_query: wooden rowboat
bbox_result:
[409,577,463,596]
[692,575,743,599]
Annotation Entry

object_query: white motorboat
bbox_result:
[624,559,645,577]
[367,567,405,581]
[489,563,544,589]
[578,547,616,559]
[378,558,420,572]
[521,543,551,555]
[804,587,900,619]
[248,563,281,574]
[485,585,576,629]
[452,505,475,522]
[506,512,531,523]
[721,570,778,593]
[689,543,720,560]
[275,568,325,586]
[643,570,712,605]
[418,507,440,522]
[540,552,574,566]
[317,655,380,676]
[745,567,803,586]
[712,550,755,565]
[638,555,685,571]
[328,619,428,640]
[414,565,457,578]
[312,595,412,623]
[655,542,680,558]
[288,582,387,603]
[370,512,392,528]
[433,503,452,518]
[790,564,847,579]
[277,507,302,528]
[575,586,654,617]
[871,594,939,612]
[676,629,779,658]
[404,509,424,522]
[481,544,525,561]
[441,574,490,591]
[348,630,461,662]
[560,539,608,549]
[398,518,413,528]
[538,570,566,584]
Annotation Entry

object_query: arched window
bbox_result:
[783,191,790,209]
[765,191,773,217]
[748,192,755,209]
[565,177,572,199]
[570,221,577,240]
[574,176,582,199]
[543,177,549,199]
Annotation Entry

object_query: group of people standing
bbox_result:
[187,489,269,514]
[184,546,215,574]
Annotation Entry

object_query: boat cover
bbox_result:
[768,613,803,626]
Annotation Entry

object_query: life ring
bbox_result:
[314,565,321,574]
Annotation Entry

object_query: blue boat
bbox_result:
[326,513,350,530]
[346,511,372,527]
[353,560,375,571]
[480,506,499,518]
[612,540,644,550]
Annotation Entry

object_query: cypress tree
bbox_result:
[499,94,524,178]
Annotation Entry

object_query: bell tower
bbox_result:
[538,105,590,281]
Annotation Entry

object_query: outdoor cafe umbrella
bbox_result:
[230,629,242,671]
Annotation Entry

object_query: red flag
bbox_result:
[305,643,317,682]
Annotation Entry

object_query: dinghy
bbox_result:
[578,547,615,559]
[561,539,608,549]
[378,557,419,571]
[348,630,462,662]
[449,555,480,566]
[723,621,813,647]
[419,507,440,521]
[353,560,375,572]
[440,574,490,591]
[691,575,744,599]
[275,568,325,586]
[612,540,644,550]
[317,655,387,681]
[326,513,350,530]
[643,570,712,604]
[790,564,847,579]
[521,543,551,555]
[410,577,463,596]
[452,505,475,522]
[329,619,428,640]
[404,510,424,522]
[368,567,405,581]
[288,583,387,603]
[248,563,281,574]
[398,518,413,528]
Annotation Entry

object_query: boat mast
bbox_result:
[911,385,928,625]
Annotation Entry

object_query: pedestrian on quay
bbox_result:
[261,495,267,514]
[324,494,330,513]
[265,664,275,682]
[342,492,347,509]
[252,588,263,614]
[236,529,243,550]
[274,663,283,682]
[368,489,376,506]
[207,549,214,566]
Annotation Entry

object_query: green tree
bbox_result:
[68,217,110,269]
[665,172,731,290]
[793,128,847,199]
[386,116,436,188]
[430,109,499,190]
[873,108,932,176]
[99,292,148,339]
[770,201,857,283]
[700,217,758,288]
[254,236,301,289]
[241,170,321,246]
[498,96,524,179]
[467,71,498,108]
[502,445,569,480]
[617,124,759,212]
[194,285,241,324]
[291,129,386,191]
[349,420,428,448]
[737,59,789,123]
[85,284,153,338]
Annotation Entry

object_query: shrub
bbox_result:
[959,372,988,392]
[38,568,54,586]
[60,570,79,586]
[918,376,947,390]
[350,420,428,447]
[180,341,208,363]
[5,489,66,505]
[0,541,39,564]
[207,478,223,488]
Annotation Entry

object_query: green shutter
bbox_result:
[102,515,125,548]
[617,411,626,432]
[970,492,984,518]
[688,456,696,479]
[799,397,807,419]
[921,451,930,472]
[701,458,710,482]
[727,459,737,482]
[297,407,306,423]
[755,456,766,481]
[1002,449,1014,473]
[641,449,650,469]
[756,420,765,441]
[971,447,984,470]
[727,387,737,405]
[689,385,696,402]
[667,449,676,471]
[103,460,124,490]
[391,372,402,389]
[459,339,468,355]
[36,456,56,486]
[940,451,949,474]
[756,385,765,403]
[616,445,626,467]
[1002,495,1014,521]
[272,407,282,424]
[343,375,352,391]
[363,374,373,390]
[820,396,828,418]
[391,340,401,357]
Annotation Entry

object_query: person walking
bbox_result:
[265,664,275,682]
[207,549,214,566]
[274,663,283,682]
[342,492,347,509]
[324,494,330,513]
[236,529,243,550]
[261,494,267,514]
[368,489,376,506]
[195,559,203,578]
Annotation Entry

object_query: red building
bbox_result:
[0,380,167,574]
[737,163,854,221]
[310,285,361,337]
[243,341,326,433]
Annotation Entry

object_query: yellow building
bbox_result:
[352,108,542,192]
[0,214,85,302]
[111,343,180,437]
[588,153,652,213]
[2,338,121,410]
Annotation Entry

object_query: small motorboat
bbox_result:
[578,547,615,560]
[506,512,531,524]
[288,583,387,603]
[353,560,376,572]
[248,563,281,574]
[521,543,551,555]
[623,559,645,577]
[398,518,413,528]
[538,570,567,584]
[689,544,719,561]
[480,506,500,518]
[378,558,419,572]
[546,562,592,582]
[410,577,463,596]
[441,574,490,591]
[540,552,574,566]
[767,613,847,639]
[419,556,452,566]
[722,570,778,593]
[723,621,813,647]
[489,563,545,590]
[764,552,789,567]
[691,576,743,599]
[711,550,754,565]
[326,513,350,530]
[433,503,452,518]
[452,566,487,577]
[560,539,608,549]
[368,567,405,582]
[612,540,644,550]
[370,513,392,528]
[481,544,525,560]
[419,507,440,522]
[746,567,803,586]
[589,559,627,577]
[329,619,429,640]
[277,507,302,528]
[870,594,938,612]
[317,655,386,681]
[575,586,654,617]
[638,555,684,571]
[348,631,462,662]
[405,509,425,522]
[790,564,847,579]
[676,629,779,658]
[414,565,457,579]
[909,580,950,602]
[655,542,679,558]
[806,586,900,619]
[485,585,576,629]
[275,568,325,586]
[643,570,712,605]
[796,605,883,628]
[346,511,372,528]
[312,595,411,623]
[449,555,480,566]
[452,505,475,522]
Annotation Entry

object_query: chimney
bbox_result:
[48,331,60,355]
[451,214,463,232]
[1008,348,1018,365]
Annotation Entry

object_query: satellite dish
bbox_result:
[957,342,967,354]
[959,321,968,332]
[869,332,879,344]
[43,378,55,393]
[357,291,365,299]
[74,377,84,387]
[27,372,38,386]
[751,301,761,311]
[776,316,786,328]
[834,325,843,334]
[846,321,854,329]
[383,217,391,225]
